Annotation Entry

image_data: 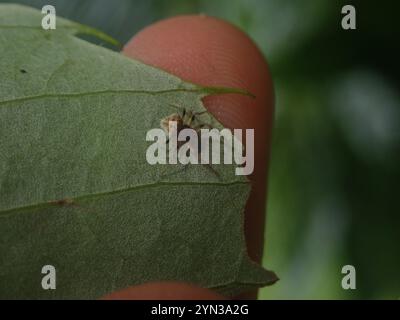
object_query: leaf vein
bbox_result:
[0,88,208,107]
[0,180,248,217]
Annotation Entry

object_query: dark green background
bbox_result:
[3,0,399,299]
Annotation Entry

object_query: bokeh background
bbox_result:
[4,0,399,299]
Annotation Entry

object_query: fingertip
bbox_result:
[101,282,227,300]
[123,15,273,136]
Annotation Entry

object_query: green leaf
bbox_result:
[0,4,277,299]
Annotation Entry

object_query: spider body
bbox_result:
[160,105,210,149]
[160,104,219,178]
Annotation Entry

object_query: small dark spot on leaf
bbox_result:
[20,69,27,74]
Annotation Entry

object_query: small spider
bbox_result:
[160,104,211,138]
[160,103,220,178]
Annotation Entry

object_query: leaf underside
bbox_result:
[0,4,277,299]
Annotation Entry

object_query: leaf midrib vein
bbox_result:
[0,88,207,107]
[0,180,248,217]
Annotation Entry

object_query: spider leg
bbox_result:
[203,163,221,180]
[193,110,209,116]
[194,123,214,130]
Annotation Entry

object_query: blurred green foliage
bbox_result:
[3,0,399,299]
